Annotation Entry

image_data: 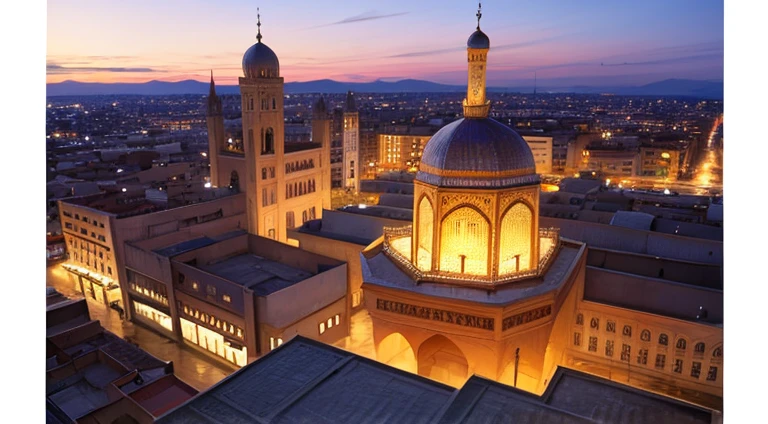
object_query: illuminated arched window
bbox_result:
[439,206,489,276]
[417,197,433,271]
[499,202,533,274]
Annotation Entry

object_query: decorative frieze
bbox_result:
[439,193,494,217]
[499,189,536,214]
[502,304,552,331]
[376,299,494,331]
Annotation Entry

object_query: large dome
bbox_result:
[416,118,538,188]
[242,41,280,79]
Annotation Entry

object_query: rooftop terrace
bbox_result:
[201,253,313,296]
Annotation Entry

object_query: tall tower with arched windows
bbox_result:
[342,91,360,193]
[237,10,331,242]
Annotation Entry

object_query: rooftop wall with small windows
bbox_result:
[542,217,722,265]
[584,267,723,324]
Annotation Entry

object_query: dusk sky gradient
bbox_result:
[46,0,724,87]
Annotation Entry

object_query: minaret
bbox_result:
[342,91,360,193]
[463,2,491,119]
[240,8,285,239]
[206,71,225,187]
[313,96,333,210]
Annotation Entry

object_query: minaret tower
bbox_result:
[240,8,284,239]
[206,71,225,187]
[342,91,360,193]
[313,96,333,210]
[463,3,491,118]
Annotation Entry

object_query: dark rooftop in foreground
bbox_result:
[201,253,313,295]
[157,336,455,424]
[158,336,717,424]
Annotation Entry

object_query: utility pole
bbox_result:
[514,347,520,388]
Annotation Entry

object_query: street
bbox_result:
[47,263,232,391]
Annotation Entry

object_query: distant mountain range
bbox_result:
[46,78,723,99]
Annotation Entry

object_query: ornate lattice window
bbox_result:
[417,197,433,271]
[439,207,489,275]
[637,348,648,365]
[605,340,614,357]
[659,333,668,346]
[499,202,533,274]
[691,362,702,379]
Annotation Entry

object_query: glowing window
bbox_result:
[277,338,283,346]
[319,322,326,334]
[223,294,231,303]
[417,196,433,271]
[499,202,533,274]
[335,315,340,326]
[327,318,333,328]
[439,207,490,275]
[192,282,199,291]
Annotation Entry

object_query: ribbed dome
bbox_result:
[417,118,538,189]
[467,29,490,49]
[242,42,280,79]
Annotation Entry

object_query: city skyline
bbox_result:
[47,0,724,86]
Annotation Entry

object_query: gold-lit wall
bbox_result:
[238,75,331,243]
[411,180,540,279]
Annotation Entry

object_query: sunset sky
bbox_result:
[46,0,724,86]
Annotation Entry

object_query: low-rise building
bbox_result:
[122,229,348,368]
[58,190,246,316]
[288,208,410,311]
[46,295,197,423]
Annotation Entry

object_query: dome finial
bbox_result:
[476,2,482,30]
[256,7,262,43]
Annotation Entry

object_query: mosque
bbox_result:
[361,6,723,408]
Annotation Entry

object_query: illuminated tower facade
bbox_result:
[206,73,225,188]
[207,73,246,191]
[238,10,330,242]
[342,91,360,192]
[313,96,333,210]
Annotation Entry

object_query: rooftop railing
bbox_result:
[382,225,560,288]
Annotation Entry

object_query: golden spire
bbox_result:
[463,3,491,119]
[476,2,482,30]
[256,7,262,43]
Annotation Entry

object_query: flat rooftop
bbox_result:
[201,253,313,296]
[153,230,246,257]
[338,204,413,221]
[157,337,455,424]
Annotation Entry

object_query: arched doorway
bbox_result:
[418,335,468,387]
[230,171,240,192]
[377,332,416,374]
